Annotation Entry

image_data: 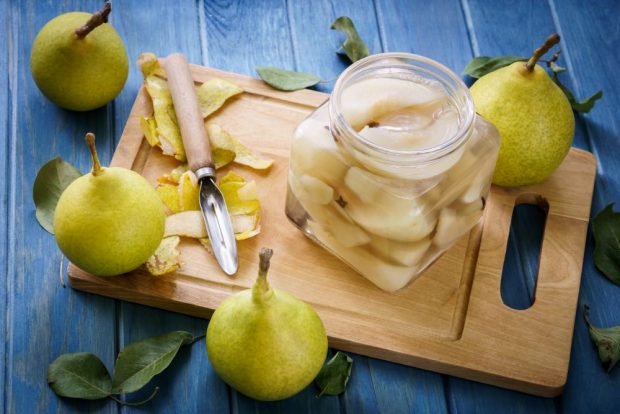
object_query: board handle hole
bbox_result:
[500,195,549,310]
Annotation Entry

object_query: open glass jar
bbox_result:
[285,53,500,292]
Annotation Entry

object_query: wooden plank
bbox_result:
[285,1,446,412]
[7,1,117,413]
[376,0,473,73]
[200,1,343,412]
[69,61,596,397]
[1,1,11,412]
[109,1,231,413]
[550,1,620,413]
[454,0,589,411]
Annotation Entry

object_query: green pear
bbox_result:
[206,248,328,401]
[30,2,128,111]
[54,133,165,276]
[470,34,575,187]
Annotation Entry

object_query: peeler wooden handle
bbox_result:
[164,53,213,172]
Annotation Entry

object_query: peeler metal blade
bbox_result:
[198,172,238,276]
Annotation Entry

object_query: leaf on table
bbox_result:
[315,351,353,397]
[463,55,527,78]
[207,123,273,170]
[330,16,369,63]
[554,76,603,113]
[583,304,620,372]
[145,236,182,276]
[48,352,112,400]
[33,157,82,234]
[197,78,244,117]
[591,203,620,285]
[111,331,195,394]
[255,66,321,91]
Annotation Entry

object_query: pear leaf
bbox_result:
[591,203,620,285]
[463,56,527,78]
[331,16,369,63]
[48,352,112,399]
[111,331,196,394]
[315,351,353,397]
[255,67,321,91]
[583,304,620,372]
[33,157,82,234]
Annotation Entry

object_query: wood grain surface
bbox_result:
[4,0,620,413]
[69,64,596,397]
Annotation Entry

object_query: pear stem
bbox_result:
[252,248,274,303]
[85,133,103,176]
[75,2,112,39]
[525,33,561,72]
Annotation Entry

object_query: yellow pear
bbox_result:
[30,2,128,111]
[54,133,165,276]
[206,248,328,401]
[470,34,574,187]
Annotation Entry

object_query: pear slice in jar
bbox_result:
[340,77,444,131]
[288,172,334,206]
[341,168,437,242]
[289,118,350,188]
[296,190,370,248]
[307,221,418,292]
[369,234,431,267]
[433,199,484,249]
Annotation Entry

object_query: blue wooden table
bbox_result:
[3,0,620,412]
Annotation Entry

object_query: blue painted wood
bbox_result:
[1,2,11,413]
[5,1,620,413]
[7,1,118,413]
[201,1,340,411]
[107,1,231,413]
[285,1,449,412]
[376,0,473,73]
[445,0,561,411]
[549,1,620,412]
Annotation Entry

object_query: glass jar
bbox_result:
[285,53,500,292]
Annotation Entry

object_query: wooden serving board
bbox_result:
[68,64,597,397]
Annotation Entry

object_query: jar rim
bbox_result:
[329,52,475,159]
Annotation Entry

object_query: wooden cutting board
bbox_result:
[68,64,597,397]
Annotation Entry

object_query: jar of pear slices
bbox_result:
[285,53,500,292]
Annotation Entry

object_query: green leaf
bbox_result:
[591,203,620,285]
[47,352,112,400]
[583,304,620,372]
[315,351,353,397]
[111,331,195,393]
[551,70,602,113]
[255,67,321,91]
[330,16,369,63]
[32,157,82,234]
[463,56,527,78]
